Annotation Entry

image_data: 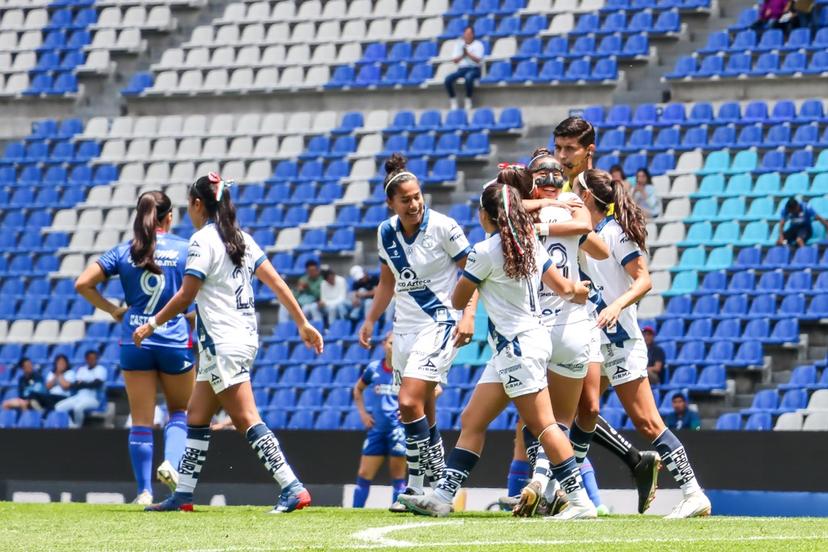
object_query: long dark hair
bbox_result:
[130,190,172,275]
[496,164,534,200]
[480,183,536,280]
[53,354,69,373]
[581,169,648,253]
[383,153,419,199]
[190,173,245,267]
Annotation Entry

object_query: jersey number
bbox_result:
[233,266,254,310]
[539,243,569,293]
[140,271,166,314]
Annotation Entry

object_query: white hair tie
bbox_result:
[384,171,416,192]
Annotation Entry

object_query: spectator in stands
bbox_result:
[35,354,73,411]
[291,259,323,321]
[777,198,828,248]
[444,26,485,111]
[642,326,665,385]
[664,393,701,431]
[319,267,349,323]
[54,350,107,427]
[754,0,791,29]
[609,165,627,186]
[1,358,43,411]
[349,265,379,321]
[791,0,815,30]
[632,168,661,219]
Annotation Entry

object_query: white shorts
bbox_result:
[600,338,648,387]
[546,318,603,379]
[478,327,551,399]
[196,345,256,394]
[392,323,458,385]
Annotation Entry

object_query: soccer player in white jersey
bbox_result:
[401,182,596,519]
[358,154,476,509]
[571,169,712,518]
[133,173,324,514]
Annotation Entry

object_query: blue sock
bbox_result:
[521,425,539,469]
[402,416,430,492]
[391,478,407,503]
[506,459,531,497]
[435,447,479,503]
[570,422,594,465]
[128,426,154,495]
[580,458,602,507]
[164,410,187,467]
[653,429,700,494]
[352,476,371,508]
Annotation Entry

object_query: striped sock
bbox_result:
[435,447,479,503]
[521,425,540,470]
[653,429,701,496]
[425,424,446,486]
[551,456,589,505]
[569,422,594,465]
[402,416,430,492]
[176,425,210,494]
[246,423,298,488]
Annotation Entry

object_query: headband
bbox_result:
[501,185,525,256]
[479,178,497,208]
[384,171,416,192]
[527,152,551,169]
[578,172,610,208]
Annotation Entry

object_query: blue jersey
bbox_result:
[361,360,400,432]
[97,232,191,349]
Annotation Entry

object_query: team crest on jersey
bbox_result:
[422,234,435,249]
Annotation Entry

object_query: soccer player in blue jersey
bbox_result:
[351,333,407,509]
[357,154,477,509]
[134,173,323,514]
[75,191,194,505]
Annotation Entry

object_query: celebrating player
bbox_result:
[75,191,193,505]
[351,333,407,509]
[572,169,711,518]
[357,154,476,509]
[401,182,595,519]
[133,173,323,513]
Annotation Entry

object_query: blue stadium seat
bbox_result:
[805,51,828,75]
[693,365,726,392]
[44,411,70,429]
[780,365,818,390]
[666,55,696,79]
[287,411,315,430]
[715,412,742,430]
[481,61,511,83]
[731,340,764,368]
[744,412,771,431]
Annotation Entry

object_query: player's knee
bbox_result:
[397,393,421,419]
[631,414,663,441]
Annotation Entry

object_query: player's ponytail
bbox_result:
[580,169,648,253]
[496,164,534,199]
[383,153,419,199]
[480,182,536,280]
[130,190,171,275]
[190,173,246,267]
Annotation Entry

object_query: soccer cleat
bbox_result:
[497,495,519,512]
[389,487,423,513]
[546,501,597,520]
[269,480,311,514]
[512,480,542,517]
[399,491,453,517]
[156,460,179,493]
[535,489,569,517]
[664,491,712,519]
[633,451,661,514]
[144,492,193,512]
[132,490,153,506]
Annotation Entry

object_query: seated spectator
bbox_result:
[754,0,791,29]
[777,197,828,248]
[643,326,665,385]
[791,0,815,29]
[287,259,323,322]
[54,350,107,427]
[444,26,484,111]
[1,358,43,411]
[609,164,627,186]
[632,168,661,219]
[664,393,701,431]
[349,265,379,321]
[320,267,349,323]
[32,354,73,411]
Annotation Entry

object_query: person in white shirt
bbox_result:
[133,172,323,514]
[54,350,107,427]
[400,181,595,519]
[444,26,485,110]
[358,153,476,511]
[572,169,711,519]
[633,168,661,219]
[319,268,349,322]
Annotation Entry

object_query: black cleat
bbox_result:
[633,451,661,514]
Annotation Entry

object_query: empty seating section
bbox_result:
[667,2,828,80]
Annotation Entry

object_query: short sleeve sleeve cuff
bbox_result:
[184,268,206,280]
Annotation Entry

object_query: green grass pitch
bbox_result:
[2,503,828,552]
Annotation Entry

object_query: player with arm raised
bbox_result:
[75,191,193,506]
[358,154,477,510]
[134,173,323,514]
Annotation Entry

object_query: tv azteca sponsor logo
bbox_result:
[396,266,430,293]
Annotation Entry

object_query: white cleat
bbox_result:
[398,492,453,518]
[545,501,597,520]
[133,490,153,506]
[665,491,712,519]
[156,460,179,493]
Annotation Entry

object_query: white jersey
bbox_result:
[537,192,590,326]
[377,208,470,334]
[463,234,551,342]
[185,223,266,353]
[581,217,644,345]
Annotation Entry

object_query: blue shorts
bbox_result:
[362,426,406,457]
[120,345,194,375]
